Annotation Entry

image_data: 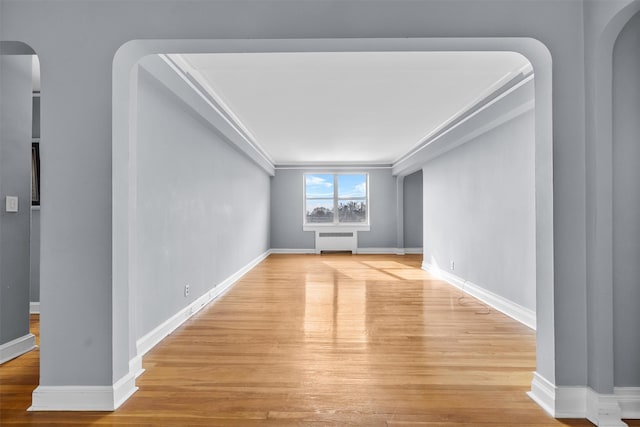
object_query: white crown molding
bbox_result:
[164,54,275,166]
[393,75,534,177]
[136,250,270,358]
[276,164,393,170]
[137,55,275,176]
[0,333,37,364]
[29,371,138,412]
[397,69,531,165]
[30,301,40,314]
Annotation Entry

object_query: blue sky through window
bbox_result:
[338,175,366,198]
[305,174,334,198]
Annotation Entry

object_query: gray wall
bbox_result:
[30,93,40,304]
[403,170,422,249]
[0,54,32,345]
[30,208,40,303]
[135,64,270,339]
[423,109,535,311]
[270,168,397,250]
[0,0,636,396]
[612,10,640,387]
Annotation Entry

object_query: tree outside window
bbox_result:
[305,173,368,225]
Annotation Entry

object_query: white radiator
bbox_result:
[315,231,357,254]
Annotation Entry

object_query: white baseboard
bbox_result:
[269,248,316,254]
[356,247,397,254]
[30,302,40,314]
[129,354,145,379]
[136,250,270,358]
[528,372,636,425]
[29,371,138,411]
[404,247,424,254]
[269,248,423,255]
[0,333,37,364]
[615,388,640,419]
[422,261,536,330]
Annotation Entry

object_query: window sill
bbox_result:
[303,224,370,232]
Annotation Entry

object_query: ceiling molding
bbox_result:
[162,54,275,166]
[393,67,532,165]
[140,55,276,175]
[392,74,535,177]
[276,163,393,170]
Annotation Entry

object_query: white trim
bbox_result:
[277,164,392,170]
[136,250,270,358]
[586,388,626,427]
[404,247,423,254]
[0,333,37,364]
[615,388,640,419]
[303,224,370,232]
[129,355,145,379]
[356,247,401,255]
[30,301,40,314]
[527,373,637,425]
[137,55,275,175]
[162,54,275,167]
[29,371,138,412]
[268,248,421,255]
[394,73,534,166]
[528,372,561,417]
[422,261,536,330]
[269,248,316,254]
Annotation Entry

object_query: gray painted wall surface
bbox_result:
[0,0,636,392]
[612,10,640,387]
[30,91,40,304]
[135,65,270,339]
[403,170,422,249]
[270,168,397,250]
[32,96,40,139]
[30,208,40,303]
[422,110,535,311]
[270,169,314,250]
[0,54,32,345]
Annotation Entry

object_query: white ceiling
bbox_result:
[170,51,530,166]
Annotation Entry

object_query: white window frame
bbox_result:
[303,172,371,232]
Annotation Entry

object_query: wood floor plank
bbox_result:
[1,254,638,426]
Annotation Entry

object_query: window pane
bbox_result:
[338,174,366,198]
[338,200,367,223]
[305,174,334,199]
[306,199,334,223]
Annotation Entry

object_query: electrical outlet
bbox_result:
[450,260,455,271]
[184,284,190,297]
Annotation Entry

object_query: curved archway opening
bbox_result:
[111,37,554,410]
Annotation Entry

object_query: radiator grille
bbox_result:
[318,232,354,238]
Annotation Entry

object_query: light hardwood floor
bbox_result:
[1,254,637,426]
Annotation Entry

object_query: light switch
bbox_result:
[5,196,18,212]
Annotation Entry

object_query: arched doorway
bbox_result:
[111,37,554,409]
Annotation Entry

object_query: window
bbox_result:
[305,173,368,226]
